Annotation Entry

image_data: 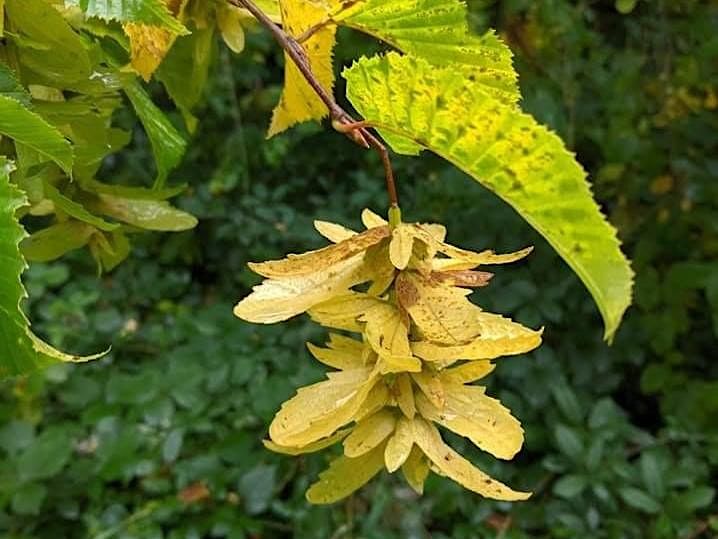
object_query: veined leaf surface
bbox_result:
[66,0,186,33]
[0,96,74,174]
[0,159,103,378]
[335,0,519,106]
[344,53,633,340]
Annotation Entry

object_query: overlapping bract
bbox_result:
[235,210,542,503]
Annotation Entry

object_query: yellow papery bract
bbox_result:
[314,219,357,243]
[309,292,381,331]
[269,367,377,447]
[389,224,415,270]
[354,379,390,421]
[307,337,365,371]
[411,369,446,409]
[361,207,388,229]
[360,302,421,372]
[234,254,368,323]
[236,210,540,502]
[263,427,351,455]
[384,416,414,472]
[394,373,416,418]
[401,446,430,494]
[397,271,483,345]
[441,361,496,384]
[306,442,386,504]
[412,418,531,501]
[412,314,543,363]
[343,409,396,457]
[415,385,524,460]
[268,0,339,136]
[248,226,389,278]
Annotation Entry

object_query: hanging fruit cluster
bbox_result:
[234,209,543,503]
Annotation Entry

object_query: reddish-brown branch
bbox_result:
[230,0,399,208]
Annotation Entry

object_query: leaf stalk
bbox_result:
[230,0,399,209]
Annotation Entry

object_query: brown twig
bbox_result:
[230,0,399,208]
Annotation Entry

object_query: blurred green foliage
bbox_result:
[1,0,717,537]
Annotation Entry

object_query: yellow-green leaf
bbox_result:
[335,0,519,106]
[344,53,633,341]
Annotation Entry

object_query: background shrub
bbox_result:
[1,1,716,537]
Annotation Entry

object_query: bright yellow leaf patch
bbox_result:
[268,0,340,136]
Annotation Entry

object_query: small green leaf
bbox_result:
[0,420,35,456]
[238,464,277,515]
[0,62,31,106]
[21,221,96,262]
[162,429,184,463]
[156,24,215,132]
[344,53,634,340]
[553,424,584,461]
[66,0,187,34]
[43,182,119,232]
[17,427,73,481]
[676,487,715,512]
[639,451,665,499]
[553,475,588,498]
[551,382,583,424]
[11,483,47,515]
[123,80,187,187]
[0,96,74,174]
[618,487,662,514]
[5,0,92,86]
[92,193,197,231]
[616,0,639,14]
[81,178,187,201]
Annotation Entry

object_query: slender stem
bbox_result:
[230,0,399,208]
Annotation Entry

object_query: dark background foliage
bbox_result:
[2,0,717,537]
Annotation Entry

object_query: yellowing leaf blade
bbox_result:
[344,53,633,341]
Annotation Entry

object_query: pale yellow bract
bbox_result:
[234,209,542,503]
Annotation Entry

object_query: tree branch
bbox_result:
[230,0,399,208]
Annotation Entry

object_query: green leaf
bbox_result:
[66,0,187,34]
[0,96,74,174]
[336,1,520,106]
[616,0,639,14]
[91,193,197,231]
[156,24,215,132]
[123,80,187,187]
[343,53,634,341]
[17,427,73,481]
[5,0,92,86]
[639,451,665,499]
[0,159,104,378]
[21,221,96,262]
[553,424,584,461]
[618,487,662,514]
[0,62,31,106]
[43,182,119,232]
[80,178,187,201]
[238,464,277,515]
[11,482,47,515]
[676,487,715,512]
[553,475,588,498]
